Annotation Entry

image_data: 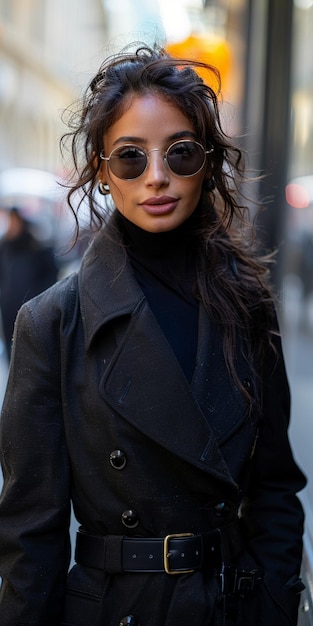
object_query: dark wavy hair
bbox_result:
[61,42,276,403]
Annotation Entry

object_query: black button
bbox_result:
[242,378,252,391]
[214,502,231,517]
[110,450,127,470]
[122,509,139,529]
[119,616,139,626]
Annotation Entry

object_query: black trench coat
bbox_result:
[0,222,306,626]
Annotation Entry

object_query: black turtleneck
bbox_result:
[116,211,199,382]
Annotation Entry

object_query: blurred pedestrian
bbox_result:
[0,43,306,626]
[0,206,58,359]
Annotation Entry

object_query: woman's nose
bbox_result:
[145,149,170,187]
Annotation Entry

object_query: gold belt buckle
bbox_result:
[163,533,194,575]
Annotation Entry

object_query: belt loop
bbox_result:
[75,530,106,569]
[105,535,124,573]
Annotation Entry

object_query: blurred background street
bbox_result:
[0,0,313,622]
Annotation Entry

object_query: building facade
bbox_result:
[0,0,108,173]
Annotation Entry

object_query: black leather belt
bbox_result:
[75,529,223,575]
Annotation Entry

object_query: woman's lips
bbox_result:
[139,196,178,215]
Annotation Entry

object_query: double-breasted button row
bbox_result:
[109,452,140,529]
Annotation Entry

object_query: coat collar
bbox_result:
[78,223,144,349]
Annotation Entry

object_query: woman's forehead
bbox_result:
[105,92,196,143]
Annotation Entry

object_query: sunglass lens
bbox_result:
[167,141,205,176]
[110,146,147,179]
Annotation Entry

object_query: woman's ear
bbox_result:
[92,153,110,194]
[93,151,107,177]
[92,150,101,172]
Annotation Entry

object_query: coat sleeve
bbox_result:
[0,289,72,625]
[241,329,306,589]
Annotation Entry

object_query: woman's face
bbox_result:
[99,93,208,233]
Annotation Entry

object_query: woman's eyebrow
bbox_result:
[112,136,145,146]
[169,131,197,141]
[112,130,197,147]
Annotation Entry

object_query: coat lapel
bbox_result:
[191,306,252,444]
[79,227,236,490]
[101,299,235,488]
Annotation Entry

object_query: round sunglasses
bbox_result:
[99,140,213,180]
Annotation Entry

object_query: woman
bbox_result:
[0,43,306,626]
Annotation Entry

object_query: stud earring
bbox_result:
[98,181,110,195]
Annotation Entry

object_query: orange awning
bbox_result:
[166,33,232,93]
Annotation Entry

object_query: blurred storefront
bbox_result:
[0,0,110,262]
[284,1,313,329]
[0,0,108,173]
[284,2,313,622]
